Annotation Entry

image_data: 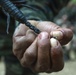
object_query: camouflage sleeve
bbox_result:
[16,0,69,26]
[20,0,53,21]
[0,9,15,56]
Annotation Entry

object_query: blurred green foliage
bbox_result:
[71,0,76,3]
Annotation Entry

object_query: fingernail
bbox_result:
[51,31,63,40]
[38,32,49,40]
[50,38,58,47]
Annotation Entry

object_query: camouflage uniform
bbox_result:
[0,0,69,75]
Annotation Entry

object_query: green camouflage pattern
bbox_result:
[5,58,38,75]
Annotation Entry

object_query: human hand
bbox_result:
[13,20,73,73]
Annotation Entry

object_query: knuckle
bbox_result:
[38,65,44,70]
[13,38,23,50]
[20,51,36,67]
[39,43,46,48]
[68,29,73,39]
[13,42,19,56]
[64,28,73,39]
[59,64,64,71]
[26,37,34,44]
[36,65,49,72]
[25,51,36,60]
[13,49,21,59]
[52,47,63,57]
[20,59,27,67]
[13,50,17,56]
[39,41,49,48]
[55,63,64,72]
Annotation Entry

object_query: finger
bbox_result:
[50,30,63,40]
[30,21,73,45]
[20,38,38,67]
[35,21,61,33]
[50,28,73,45]
[60,28,73,45]
[34,32,51,72]
[50,38,64,72]
[13,24,28,36]
[13,29,36,60]
[29,21,73,44]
